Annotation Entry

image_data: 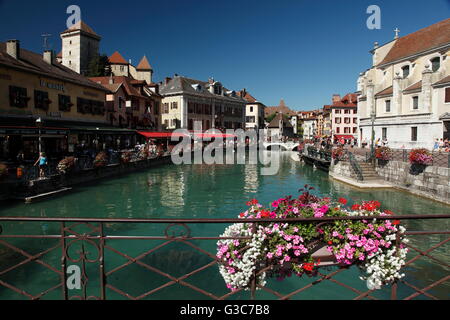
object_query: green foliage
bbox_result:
[86,54,111,77]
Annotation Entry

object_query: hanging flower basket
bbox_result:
[375,147,392,162]
[409,149,433,166]
[217,186,408,292]
[57,157,75,174]
[332,147,345,164]
[93,152,108,168]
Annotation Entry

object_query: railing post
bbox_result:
[61,222,68,300]
[99,222,106,300]
[391,229,402,300]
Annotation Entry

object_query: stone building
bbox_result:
[60,21,101,75]
[159,76,246,131]
[357,18,450,149]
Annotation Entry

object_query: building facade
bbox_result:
[0,40,110,160]
[324,94,359,143]
[159,76,246,131]
[237,89,266,131]
[357,18,450,149]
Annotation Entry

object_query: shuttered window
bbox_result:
[445,87,450,103]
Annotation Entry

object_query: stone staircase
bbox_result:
[357,162,380,181]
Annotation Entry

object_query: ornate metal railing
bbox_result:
[0,215,448,300]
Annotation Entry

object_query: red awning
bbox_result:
[334,135,355,139]
[137,132,189,139]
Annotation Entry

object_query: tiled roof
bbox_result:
[404,81,422,92]
[324,93,358,108]
[268,113,293,129]
[375,86,393,97]
[136,56,152,71]
[109,51,128,65]
[90,76,144,98]
[378,18,450,66]
[0,42,107,92]
[265,105,297,117]
[159,76,246,102]
[61,21,100,39]
[433,75,450,86]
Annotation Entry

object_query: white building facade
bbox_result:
[357,18,450,150]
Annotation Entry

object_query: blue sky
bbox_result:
[0,0,449,110]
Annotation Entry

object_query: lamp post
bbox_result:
[36,117,43,154]
[370,111,376,165]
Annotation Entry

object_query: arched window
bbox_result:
[431,57,440,72]
[401,65,410,78]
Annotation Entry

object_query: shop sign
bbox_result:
[40,79,65,91]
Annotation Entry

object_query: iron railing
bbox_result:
[346,151,364,182]
[365,149,450,168]
[0,215,448,300]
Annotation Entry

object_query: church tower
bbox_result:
[60,21,101,75]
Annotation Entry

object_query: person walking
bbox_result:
[33,152,48,179]
[433,139,440,152]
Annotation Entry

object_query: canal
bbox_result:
[0,152,448,300]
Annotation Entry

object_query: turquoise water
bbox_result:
[0,152,448,300]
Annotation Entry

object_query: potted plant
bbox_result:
[93,151,108,168]
[217,186,408,292]
[409,148,433,174]
[331,147,345,164]
[57,157,75,174]
[375,146,392,166]
[120,151,133,164]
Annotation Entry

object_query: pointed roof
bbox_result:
[109,51,128,65]
[268,113,293,129]
[136,55,152,71]
[61,21,101,39]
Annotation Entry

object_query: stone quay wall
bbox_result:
[375,161,450,205]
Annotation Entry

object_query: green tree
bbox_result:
[86,54,111,77]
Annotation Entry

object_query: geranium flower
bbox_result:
[339,198,348,205]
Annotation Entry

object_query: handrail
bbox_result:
[347,150,364,181]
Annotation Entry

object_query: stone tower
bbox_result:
[60,21,101,75]
[135,56,153,84]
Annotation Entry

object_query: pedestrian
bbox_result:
[438,139,444,152]
[433,139,439,151]
[34,152,47,179]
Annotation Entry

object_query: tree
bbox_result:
[86,54,111,77]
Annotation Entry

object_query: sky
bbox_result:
[0,0,449,111]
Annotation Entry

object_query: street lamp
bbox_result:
[370,110,376,165]
[36,117,43,154]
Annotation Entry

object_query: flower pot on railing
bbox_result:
[409,163,427,175]
[409,149,433,175]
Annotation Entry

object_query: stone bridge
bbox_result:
[263,142,301,151]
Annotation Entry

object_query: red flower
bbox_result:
[351,204,361,211]
[384,210,394,215]
[240,213,246,218]
[261,211,270,219]
[328,241,333,245]
[393,220,401,226]
[338,198,348,205]
[246,199,258,206]
[303,263,314,272]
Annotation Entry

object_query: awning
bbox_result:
[137,132,189,139]
[334,135,355,139]
[192,133,237,139]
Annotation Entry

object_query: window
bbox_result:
[335,110,341,114]
[353,127,357,134]
[344,127,351,134]
[246,116,256,123]
[344,117,350,124]
[353,118,358,124]
[385,100,391,112]
[445,88,450,103]
[34,90,50,110]
[344,110,350,114]
[411,127,418,142]
[353,109,357,114]
[58,94,72,111]
[336,127,340,134]
[431,57,440,72]
[412,96,419,110]
[171,102,178,110]
[250,107,254,113]
[402,65,410,78]
[163,103,169,114]
[382,128,387,140]
[9,86,28,108]
[335,118,342,124]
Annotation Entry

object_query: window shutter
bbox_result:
[445,87,450,103]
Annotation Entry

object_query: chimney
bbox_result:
[164,77,172,85]
[332,94,341,104]
[6,40,20,59]
[43,50,54,64]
